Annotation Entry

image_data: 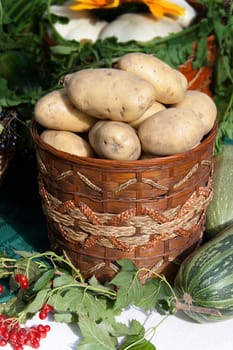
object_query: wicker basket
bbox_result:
[31,120,218,282]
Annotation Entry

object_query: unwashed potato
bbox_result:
[174,90,217,135]
[40,129,94,157]
[34,88,97,132]
[116,52,187,104]
[138,107,204,156]
[129,101,166,129]
[89,120,141,160]
[65,68,156,122]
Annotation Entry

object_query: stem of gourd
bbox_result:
[175,300,222,316]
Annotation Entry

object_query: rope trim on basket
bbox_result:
[38,172,213,252]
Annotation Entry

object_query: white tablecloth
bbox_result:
[4,306,233,349]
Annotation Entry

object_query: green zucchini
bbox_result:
[205,144,233,239]
[174,224,233,322]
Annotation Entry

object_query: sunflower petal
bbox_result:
[70,0,120,11]
[145,0,185,18]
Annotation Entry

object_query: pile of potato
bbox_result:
[34,52,217,160]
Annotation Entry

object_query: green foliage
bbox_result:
[0,251,177,348]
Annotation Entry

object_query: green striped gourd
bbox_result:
[205,144,233,239]
[174,224,233,323]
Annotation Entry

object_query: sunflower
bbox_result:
[69,0,185,18]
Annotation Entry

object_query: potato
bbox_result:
[129,101,166,129]
[174,90,217,135]
[140,152,158,160]
[40,129,94,157]
[138,107,204,156]
[89,120,141,160]
[34,88,97,132]
[175,70,188,91]
[116,52,187,104]
[65,68,156,122]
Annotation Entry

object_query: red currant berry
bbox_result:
[0,339,7,346]
[14,274,29,289]
[42,304,53,313]
[1,329,9,340]
[30,338,40,349]
[44,325,51,332]
[9,330,18,342]
[38,311,47,320]
[20,281,29,289]
[0,285,4,294]
[12,344,24,350]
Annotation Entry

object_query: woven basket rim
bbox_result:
[31,120,218,169]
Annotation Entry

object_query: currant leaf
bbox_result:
[78,317,117,350]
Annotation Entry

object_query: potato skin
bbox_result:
[117,52,187,104]
[65,68,156,122]
[34,88,96,132]
[129,101,166,129]
[138,107,204,156]
[40,129,94,157]
[89,120,141,160]
[174,90,217,135]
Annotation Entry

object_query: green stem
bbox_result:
[24,251,85,283]
[51,281,117,299]
[145,313,170,342]
[137,268,178,303]
[121,314,170,350]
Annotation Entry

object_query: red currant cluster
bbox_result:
[0,274,55,349]
[14,274,29,289]
[0,315,51,349]
[38,304,54,321]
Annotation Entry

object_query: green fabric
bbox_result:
[0,153,49,301]
[0,154,49,254]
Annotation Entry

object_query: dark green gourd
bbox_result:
[174,224,233,323]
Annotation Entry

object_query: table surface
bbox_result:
[3,306,233,350]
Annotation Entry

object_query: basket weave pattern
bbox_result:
[32,122,217,281]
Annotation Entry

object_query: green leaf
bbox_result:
[54,312,73,323]
[52,273,76,287]
[119,335,156,350]
[137,278,175,313]
[50,44,79,55]
[23,288,50,315]
[116,259,138,273]
[33,269,55,292]
[78,317,117,350]
[134,279,163,311]
[88,275,114,293]
[119,320,156,350]
[112,271,144,310]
